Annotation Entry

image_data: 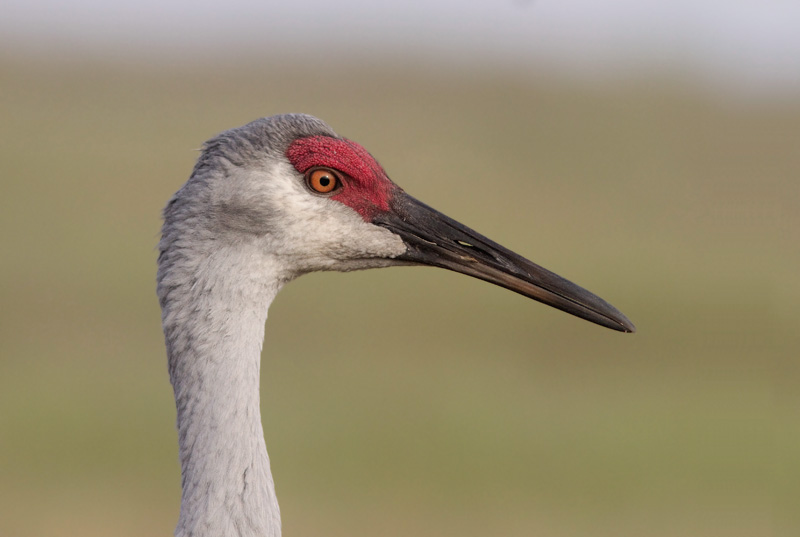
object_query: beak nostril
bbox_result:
[453,239,495,263]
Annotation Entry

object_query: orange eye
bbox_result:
[306,168,340,194]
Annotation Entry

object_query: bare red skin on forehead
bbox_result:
[287,136,398,221]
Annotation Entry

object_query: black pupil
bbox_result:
[319,176,331,187]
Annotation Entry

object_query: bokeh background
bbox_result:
[1,1,798,536]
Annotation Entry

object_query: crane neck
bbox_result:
[159,240,287,537]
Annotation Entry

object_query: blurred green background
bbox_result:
[1,7,799,536]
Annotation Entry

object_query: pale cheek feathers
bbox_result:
[282,201,407,266]
[335,223,406,260]
[241,164,406,270]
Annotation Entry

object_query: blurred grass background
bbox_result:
[0,52,798,537]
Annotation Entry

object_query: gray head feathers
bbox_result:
[191,113,338,177]
[157,114,405,316]
[158,114,340,276]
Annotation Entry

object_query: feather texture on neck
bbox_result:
[159,230,285,536]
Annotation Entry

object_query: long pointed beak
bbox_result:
[374,191,635,333]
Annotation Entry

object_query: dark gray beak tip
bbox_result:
[614,314,637,334]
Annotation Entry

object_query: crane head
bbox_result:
[170,114,635,333]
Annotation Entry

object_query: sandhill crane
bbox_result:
[157,113,635,537]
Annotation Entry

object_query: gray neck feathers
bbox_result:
[158,179,286,537]
[156,114,342,536]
